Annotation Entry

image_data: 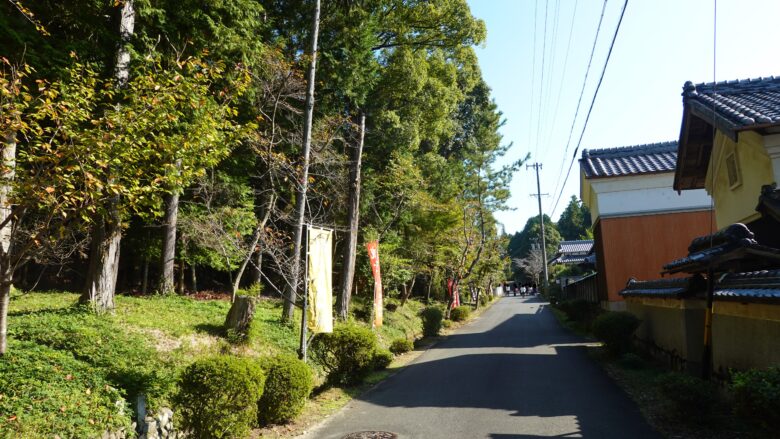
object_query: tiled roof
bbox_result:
[683,76,780,132]
[558,240,594,254]
[620,277,701,299]
[554,255,588,264]
[715,270,780,302]
[581,141,678,178]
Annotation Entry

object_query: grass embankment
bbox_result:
[2,290,472,438]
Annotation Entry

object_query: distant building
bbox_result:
[580,141,712,310]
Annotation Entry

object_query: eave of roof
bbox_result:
[581,141,678,179]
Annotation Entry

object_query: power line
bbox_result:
[534,0,549,159]
[542,0,578,160]
[548,0,608,207]
[528,0,538,156]
[550,0,629,217]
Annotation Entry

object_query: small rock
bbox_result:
[146,420,160,439]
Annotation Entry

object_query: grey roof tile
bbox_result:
[558,240,594,254]
[683,76,780,131]
[580,141,678,178]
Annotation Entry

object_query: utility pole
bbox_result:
[527,163,549,291]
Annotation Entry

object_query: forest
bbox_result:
[0,0,526,355]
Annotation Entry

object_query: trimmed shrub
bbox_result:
[731,367,780,429]
[592,311,640,355]
[258,354,314,425]
[175,356,265,438]
[310,323,379,385]
[618,352,646,370]
[656,372,717,420]
[0,341,131,438]
[421,306,444,337]
[389,338,414,355]
[450,306,471,322]
[372,348,393,370]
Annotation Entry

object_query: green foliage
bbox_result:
[310,323,380,385]
[479,293,490,306]
[8,306,170,404]
[557,196,592,240]
[656,372,717,420]
[175,355,265,439]
[618,352,646,370]
[592,311,640,355]
[731,367,780,429]
[389,338,414,355]
[257,354,314,425]
[507,215,562,282]
[0,341,131,438]
[420,306,444,337]
[372,348,394,370]
[449,305,471,322]
[557,299,595,323]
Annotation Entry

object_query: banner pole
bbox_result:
[299,225,310,362]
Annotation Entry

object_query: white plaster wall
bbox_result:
[590,173,711,219]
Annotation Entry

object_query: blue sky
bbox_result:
[466,0,780,234]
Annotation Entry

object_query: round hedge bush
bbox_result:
[592,311,640,355]
[310,323,379,385]
[389,338,414,355]
[420,306,444,337]
[372,348,393,370]
[174,355,265,438]
[449,306,471,322]
[258,354,313,425]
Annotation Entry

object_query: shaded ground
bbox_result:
[304,296,660,439]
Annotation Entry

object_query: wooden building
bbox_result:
[580,142,712,310]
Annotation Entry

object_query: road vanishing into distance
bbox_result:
[305,296,660,439]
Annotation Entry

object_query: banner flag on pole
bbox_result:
[307,226,333,333]
[447,278,460,309]
[366,240,383,328]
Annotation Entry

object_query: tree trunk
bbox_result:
[0,131,17,355]
[338,112,365,320]
[190,264,197,292]
[400,276,416,307]
[158,189,180,294]
[178,258,185,295]
[283,0,321,322]
[81,0,134,312]
[81,219,121,313]
[233,193,274,300]
[141,256,149,294]
[224,295,255,339]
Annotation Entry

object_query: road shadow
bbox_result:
[347,298,658,438]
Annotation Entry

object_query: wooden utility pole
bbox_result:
[283,0,321,322]
[527,163,549,290]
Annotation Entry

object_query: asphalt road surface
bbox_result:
[304,296,660,439]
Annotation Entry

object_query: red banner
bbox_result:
[447,278,460,309]
[366,241,383,327]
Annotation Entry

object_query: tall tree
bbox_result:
[80,0,135,312]
[557,195,592,241]
[283,0,321,322]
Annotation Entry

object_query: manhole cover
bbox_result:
[342,432,398,439]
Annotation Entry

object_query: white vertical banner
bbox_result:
[307,226,333,333]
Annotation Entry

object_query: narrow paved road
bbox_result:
[305,296,659,439]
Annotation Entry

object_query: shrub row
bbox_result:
[176,353,313,438]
